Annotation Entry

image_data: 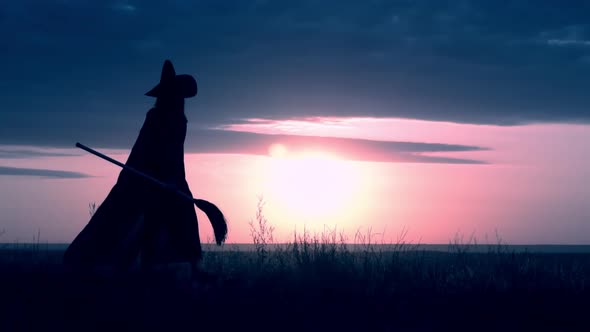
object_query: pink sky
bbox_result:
[1,118,589,244]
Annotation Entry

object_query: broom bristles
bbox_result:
[194,198,227,245]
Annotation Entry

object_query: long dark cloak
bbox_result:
[64,64,201,269]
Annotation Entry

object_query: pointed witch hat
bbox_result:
[145,60,198,98]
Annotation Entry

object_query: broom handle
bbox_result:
[75,142,195,203]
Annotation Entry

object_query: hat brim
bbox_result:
[145,74,197,98]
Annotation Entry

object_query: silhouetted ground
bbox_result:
[1,245,589,332]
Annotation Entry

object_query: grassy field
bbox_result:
[1,212,590,331]
[1,241,590,330]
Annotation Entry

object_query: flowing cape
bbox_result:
[64,106,201,269]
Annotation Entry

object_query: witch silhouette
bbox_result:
[64,60,227,273]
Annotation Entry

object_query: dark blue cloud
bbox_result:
[186,129,488,164]
[0,147,80,159]
[0,166,90,179]
[1,0,589,149]
[0,121,488,163]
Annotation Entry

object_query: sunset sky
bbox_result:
[1,1,589,244]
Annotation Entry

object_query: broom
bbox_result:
[75,142,227,245]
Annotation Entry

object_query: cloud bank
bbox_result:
[1,0,589,150]
[184,129,488,164]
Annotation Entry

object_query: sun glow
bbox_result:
[264,146,363,221]
[268,143,288,158]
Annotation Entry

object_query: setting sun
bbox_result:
[267,143,288,158]
[264,148,363,221]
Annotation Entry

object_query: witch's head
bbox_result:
[145,60,197,109]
